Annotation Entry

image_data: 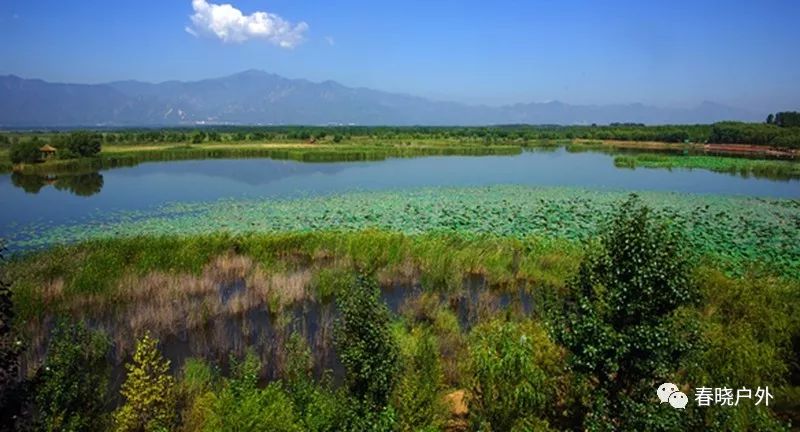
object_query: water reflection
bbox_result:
[11,171,104,197]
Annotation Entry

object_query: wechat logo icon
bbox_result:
[658,382,688,409]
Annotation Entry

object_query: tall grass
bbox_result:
[10,144,522,175]
[614,153,800,179]
[5,231,582,325]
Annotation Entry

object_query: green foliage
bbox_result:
[554,195,699,431]
[709,122,800,147]
[114,333,177,432]
[36,320,110,432]
[613,153,800,179]
[191,131,206,144]
[311,268,353,303]
[9,140,41,164]
[468,319,561,431]
[200,351,302,432]
[773,111,800,128]
[392,326,448,432]
[283,333,347,432]
[684,268,798,430]
[178,359,217,432]
[13,186,798,278]
[57,132,102,159]
[335,273,399,425]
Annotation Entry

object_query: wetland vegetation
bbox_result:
[1,196,799,430]
[1,124,799,431]
[2,122,799,180]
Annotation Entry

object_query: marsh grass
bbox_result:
[614,153,800,179]
[5,231,582,375]
[10,144,523,175]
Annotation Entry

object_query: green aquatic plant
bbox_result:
[614,154,800,179]
[10,186,799,276]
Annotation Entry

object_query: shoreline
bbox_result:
[2,139,798,178]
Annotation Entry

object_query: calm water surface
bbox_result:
[1,148,798,239]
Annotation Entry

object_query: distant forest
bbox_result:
[2,113,799,149]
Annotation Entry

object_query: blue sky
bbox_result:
[1,0,798,111]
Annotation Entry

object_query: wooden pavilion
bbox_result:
[40,144,57,160]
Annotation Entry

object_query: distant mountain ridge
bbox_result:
[0,70,761,127]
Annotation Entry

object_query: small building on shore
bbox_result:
[40,144,57,160]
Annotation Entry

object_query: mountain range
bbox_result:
[0,70,761,127]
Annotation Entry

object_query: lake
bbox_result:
[1,148,798,242]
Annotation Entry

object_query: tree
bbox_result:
[766,113,775,124]
[114,333,177,432]
[191,131,206,144]
[554,195,698,431]
[36,321,110,432]
[59,132,102,158]
[774,111,800,128]
[9,141,41,164]
[335,273,399,430]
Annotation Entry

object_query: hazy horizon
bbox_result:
[1,0,799,113]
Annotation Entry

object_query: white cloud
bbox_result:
[187,0,308,48]
[324,36,335,46]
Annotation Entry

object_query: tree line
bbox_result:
[3,116,800,162]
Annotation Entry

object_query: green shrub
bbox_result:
[392,326,447,432]
[685,268,797,430]
[178,358,217,432]
[57,132,102,159]
[283,334,347,432]
[201,351,302,432]
[468,319,561,431]
[36,321,110,432]
[554,194,699,430]
[335,273,399,430]
[9,140,41,164]
[114,333,177,432]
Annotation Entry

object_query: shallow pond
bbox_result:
[1,148,798,241]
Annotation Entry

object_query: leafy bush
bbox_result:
[392,326,447,432]
[685,268,798,430]
[36,321,110,432]
[554,194,699,430]
[57,132,102,159]
[9,140,41,164]
[114,333,177,432]
[468,319,561,431]
[201,351,302,432]
[335,273,399,430]
[283,333,346,432]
